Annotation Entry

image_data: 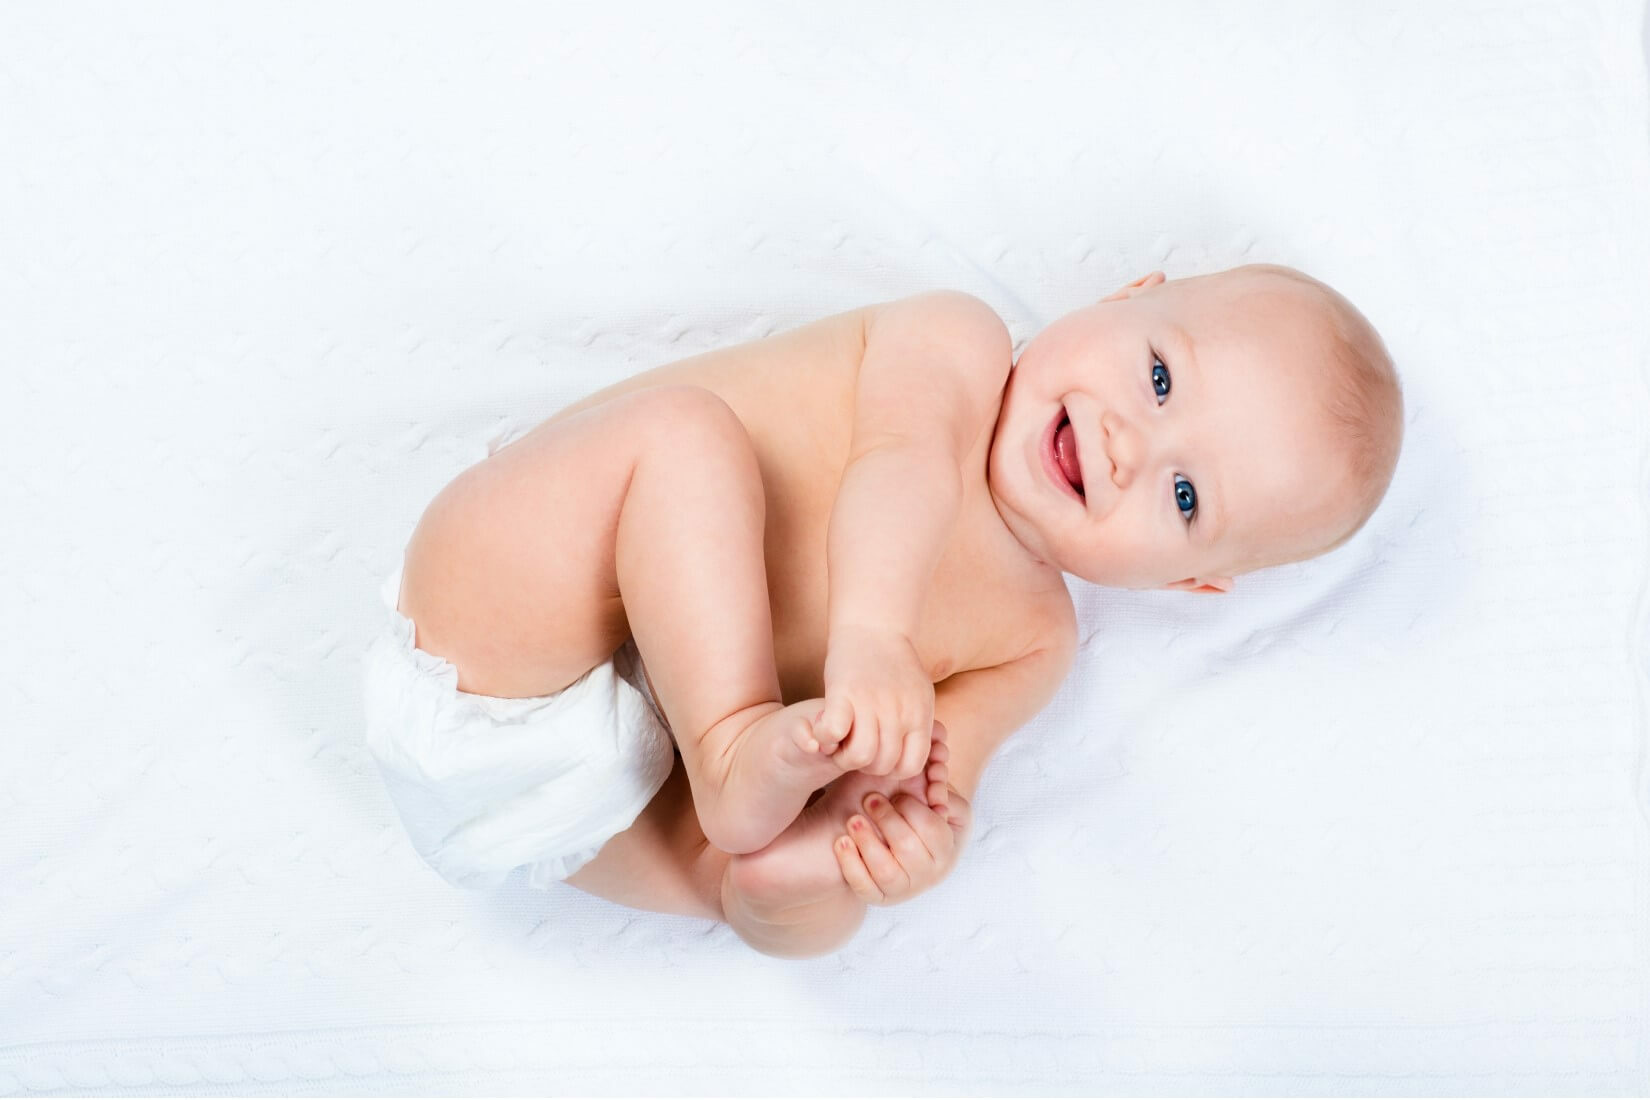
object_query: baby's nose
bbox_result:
[1100,410,1132,486]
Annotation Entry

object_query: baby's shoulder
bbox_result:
[862,290,1011,366]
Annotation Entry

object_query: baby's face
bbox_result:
[986,268,1353,591]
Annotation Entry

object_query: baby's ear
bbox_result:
[1100,270,1166,303]
[1163,575,1232,594]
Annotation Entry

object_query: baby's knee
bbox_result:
[637,385,755,461]
[628,384,765,509]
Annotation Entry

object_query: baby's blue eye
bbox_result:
[1175,477,1197,523]
[1151,354,1197,525]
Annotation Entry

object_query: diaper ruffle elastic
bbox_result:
[362,560,675,889]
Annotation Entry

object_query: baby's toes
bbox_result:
[886,772,925,807]
[789,716,823,755]
[804,701,844,751]
[794,731,822,757]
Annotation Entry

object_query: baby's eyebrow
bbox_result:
[1168,324,1226,544]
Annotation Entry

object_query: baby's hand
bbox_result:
[813,623,934,779]
[833,781,972,907]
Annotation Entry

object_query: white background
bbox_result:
[2,2,1648,1094]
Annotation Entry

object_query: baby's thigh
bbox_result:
[395,388,678,699]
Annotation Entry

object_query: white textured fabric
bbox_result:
[3,1,1648,1094]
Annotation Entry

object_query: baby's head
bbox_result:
[987,263,1404,591]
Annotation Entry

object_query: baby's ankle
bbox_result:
[684,702,785,852]
[694,700,785,782]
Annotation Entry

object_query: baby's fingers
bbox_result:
[844,810,909,901]
[893,722,931,781]
[926,756,950,812]
[890,792,954,862]
[833,707,882,772]
[813,697,854,753]
[864,791,933,868]
[838,817,904,903]
[925,729,950,810]
[834,834,883,904]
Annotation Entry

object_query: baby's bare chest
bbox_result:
[541,306,1060,703]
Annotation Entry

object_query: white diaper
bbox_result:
[362,559,677,890]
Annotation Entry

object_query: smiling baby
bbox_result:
[364,263,1404,957]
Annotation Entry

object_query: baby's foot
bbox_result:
[722,777,871,909]
[724,731,951,910]
[691,696,843,855]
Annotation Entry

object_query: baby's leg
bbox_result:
[400,384,836,853]
[610,387,843,854]
[400,383,840,856]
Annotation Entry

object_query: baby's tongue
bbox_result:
[1055,421,1082,492]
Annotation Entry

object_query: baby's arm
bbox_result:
[816,292,1012,774]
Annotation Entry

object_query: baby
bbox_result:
[379,263,1404,957]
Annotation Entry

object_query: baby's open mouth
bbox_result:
[1055,410,1084,497]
